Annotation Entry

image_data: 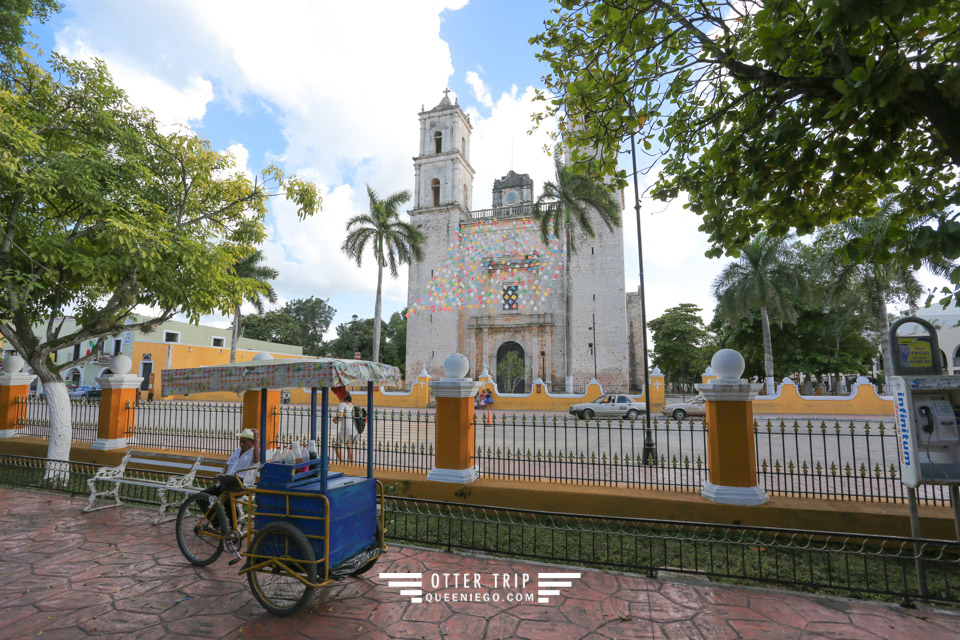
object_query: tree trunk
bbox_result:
[760,306,775,395]
[33,357,71,482]
[230,304,240,363]
[372,261,384,363]
[564,228,573,393]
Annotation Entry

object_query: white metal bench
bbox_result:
[82,450,226,524]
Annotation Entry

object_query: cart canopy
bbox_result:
[160,358,402,397]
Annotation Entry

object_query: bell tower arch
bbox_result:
[413,89,474,212]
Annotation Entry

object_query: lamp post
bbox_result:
[351,314,359,359]
[822,306,831,395]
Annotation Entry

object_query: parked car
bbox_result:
[661,395,706,420]
[568,394,646,420]
[69,385,101,400]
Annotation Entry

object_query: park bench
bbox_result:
[82,450,226,524]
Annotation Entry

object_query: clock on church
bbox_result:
[503,189,520,206]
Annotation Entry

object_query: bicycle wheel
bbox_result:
[247,521,317,616]
[176,492,226,566]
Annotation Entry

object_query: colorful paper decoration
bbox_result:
[406,218,564,316]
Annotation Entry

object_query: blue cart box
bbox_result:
[255,462,377,570]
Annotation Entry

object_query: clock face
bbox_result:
[503,189,520,205]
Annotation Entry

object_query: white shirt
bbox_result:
[336,401,355,441]
[225,445,256,485]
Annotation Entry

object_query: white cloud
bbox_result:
[465,70,493,108]
[466,86,558,210]
[55,26,213,130]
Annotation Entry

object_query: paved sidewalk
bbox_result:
[1,487,958,639]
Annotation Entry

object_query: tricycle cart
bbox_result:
[162,357,401,616]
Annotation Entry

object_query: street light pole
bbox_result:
[351,314,359,357]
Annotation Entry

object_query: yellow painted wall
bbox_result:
[466,374,665,413]
[132,342,305,401]
[753,382,892,416]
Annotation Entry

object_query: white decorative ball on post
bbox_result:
[2,354,25,374]
[252,352,274,362]
[108,354,133,376]
[442,353,469,380]
[710,349,745,381]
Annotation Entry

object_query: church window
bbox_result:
[502,285,519,310]
[431,179,440,207]
[461,136,465,150]
[463,185,467,204]
[591,247,594,255]
[434,131,442,153]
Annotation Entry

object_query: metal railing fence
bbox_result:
[127,400,243,455]
[15,396,98,443]
[384,495,960,606]
[8,398,948,505]
[474,413,706,490]
[276,406,435,474]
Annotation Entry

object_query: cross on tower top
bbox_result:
[443,88,451,99]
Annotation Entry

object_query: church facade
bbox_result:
[405,93,644,392]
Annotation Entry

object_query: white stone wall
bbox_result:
[626,288,647,391]
[568,219,630,387]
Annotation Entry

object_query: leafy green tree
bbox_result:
[648,303,711,390]
[0,0,59,59]
[341,186,424,363]
[325,317,374,360]
[826,196,954,375]
[713,233,807,394]
[242,309,303,347]
[284,297,335,357]
[0,21,320,465]
[229,250,277,363]
[712,300,876,388]
[380,310,407,377]
[243,296,335,357]
[534,147,621,391]
[531,1,960,299]
[497,350,526,393]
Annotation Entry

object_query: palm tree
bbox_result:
[713,233,807,395]
[342,185,424,362]
[534,147,621,392]
[835,196,954,376]
[229,249,278,363]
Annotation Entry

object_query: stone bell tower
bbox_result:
[406,91,476,378]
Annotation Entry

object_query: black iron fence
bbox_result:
[474,414,706,490]
[753,417,948,505]
[2,453,956,606]
[7,398,947,505]
[15,396,98,443]
[384,496,960,606]
[277,406,435,474]
[127,400,243,455]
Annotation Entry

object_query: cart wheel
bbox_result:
[247,521,317,616]
[176,492,226,566]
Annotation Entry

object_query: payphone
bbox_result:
[889,317,960,488]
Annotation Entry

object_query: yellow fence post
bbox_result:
[0,355,35,439]
[428,353,481,483]
[648,367,666,411]
[243,389,281,449]
[696,349,769,506]
[92,355,142,450]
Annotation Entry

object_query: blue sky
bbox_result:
[34,1,940,345]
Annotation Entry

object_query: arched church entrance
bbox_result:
[496,342,526,393]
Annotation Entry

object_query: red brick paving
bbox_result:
[1,487,959,639]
